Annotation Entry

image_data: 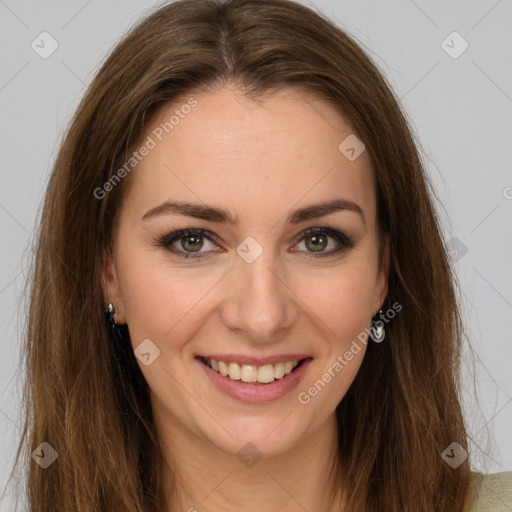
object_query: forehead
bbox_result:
[121,85,376,226]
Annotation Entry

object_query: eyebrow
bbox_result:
[141,198,365,226]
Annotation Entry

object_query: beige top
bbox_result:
[471,472,512,511]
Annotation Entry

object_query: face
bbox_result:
[103,84,389,459]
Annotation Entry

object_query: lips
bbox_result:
[195,355,313,404]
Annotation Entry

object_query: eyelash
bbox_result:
[155,227,355,260]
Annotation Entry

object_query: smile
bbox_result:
[196,355,314,404]
[201,357,302,384]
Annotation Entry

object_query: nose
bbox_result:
[219,248,299,344]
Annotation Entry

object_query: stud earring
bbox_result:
[369,309,385,343]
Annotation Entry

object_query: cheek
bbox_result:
[295,258,377,343]
[293,261,375,411]
[117,248,224,346]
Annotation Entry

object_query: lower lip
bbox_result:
[196,357,313,404]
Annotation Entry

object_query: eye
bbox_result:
[291,227,355,259]
[155,227,354,259]
[156,228,221,259]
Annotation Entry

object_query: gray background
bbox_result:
[1,0,511,507]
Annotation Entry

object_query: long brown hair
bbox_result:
[7,0,478,510]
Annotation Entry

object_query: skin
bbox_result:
[103,84,389,511]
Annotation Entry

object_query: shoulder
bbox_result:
[470,471,512,511]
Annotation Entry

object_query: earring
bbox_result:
[369,309,385,343]
[104,302,127,347]
[105,302,117,328]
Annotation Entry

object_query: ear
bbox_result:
[372,233,390,315]
[101,248,126,324]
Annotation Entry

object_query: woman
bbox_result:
[8,0,511,510]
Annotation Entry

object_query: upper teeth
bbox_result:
[205,358,300,384]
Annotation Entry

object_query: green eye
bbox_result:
[304,232,328,252]
[158,229,217,259]
[291,227,354,258]
[157,227,354,259]
[178,234,204,253]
